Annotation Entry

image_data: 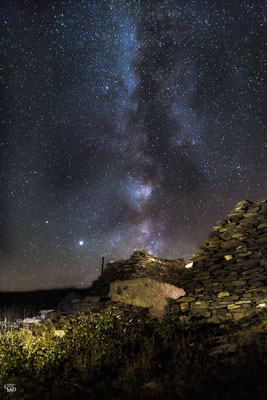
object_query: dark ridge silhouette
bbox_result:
[0,287,90,310]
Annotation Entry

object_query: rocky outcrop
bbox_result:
[176,200,267,323]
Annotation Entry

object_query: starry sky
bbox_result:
[0,0,266,291]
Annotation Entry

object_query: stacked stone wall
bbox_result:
[176,200,267,322]
[88,250,185,296]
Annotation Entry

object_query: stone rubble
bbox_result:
[54,301,149,327]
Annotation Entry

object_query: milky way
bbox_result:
[0,0,266,291]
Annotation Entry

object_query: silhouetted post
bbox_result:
[101,256,105,275]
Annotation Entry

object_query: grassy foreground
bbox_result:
[0,308,266,400]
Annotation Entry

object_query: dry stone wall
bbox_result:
[176,200,267,323]
[88,250,185,296]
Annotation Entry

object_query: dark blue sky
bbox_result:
[0,0,266,291]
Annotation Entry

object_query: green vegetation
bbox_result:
[0,307,266,400]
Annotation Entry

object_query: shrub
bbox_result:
[0,308,266,400]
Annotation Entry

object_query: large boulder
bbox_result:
[109,277,185,317]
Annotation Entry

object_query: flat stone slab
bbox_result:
[109,277,185,317]
[22,317,41,324]
[82,296,101,303]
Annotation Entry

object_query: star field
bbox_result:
[0,0,266,291]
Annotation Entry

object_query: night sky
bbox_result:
[0,0,266,291]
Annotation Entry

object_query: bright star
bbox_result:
[79,240,84,246]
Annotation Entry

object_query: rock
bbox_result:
[180,303,189,312]
[209,343,237,356]
[22,317,41,324]
[227,304,241,309]
[39,310,55,320]
[176,296,196,303]
[185,262,194,268]
[256,236,267,245]
[109,277,185,317]
[217,291,230,298]
[142,382,163,391]
[225,280,247,286]
[235,200,253,208]
[258,222,267,229]
[83,296,101,303]
[256,303,266,308]
[220,240,240,249]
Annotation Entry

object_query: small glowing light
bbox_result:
[185,262,193,269]
[45,220,49,224]
[79,240,84,246]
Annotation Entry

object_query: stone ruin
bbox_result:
[88,251,186,317]
[52,251,186,319]
[53,199,267,323]
[88,251,185,296]
[176,199,267,323]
